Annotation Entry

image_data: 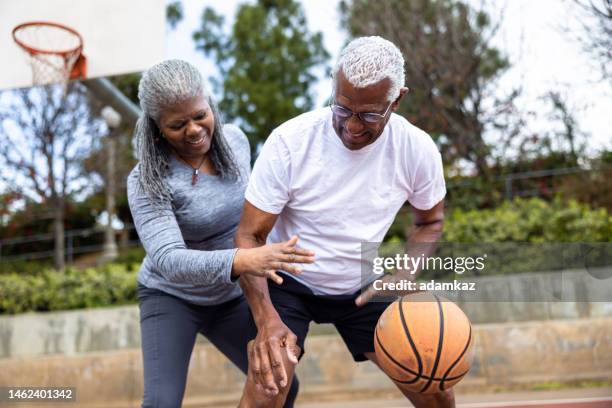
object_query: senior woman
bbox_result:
[128,60,309,408]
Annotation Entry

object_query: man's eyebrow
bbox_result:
[336,93,353,102]
[337,101,385,111]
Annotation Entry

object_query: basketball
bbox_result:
[374,292,474,394]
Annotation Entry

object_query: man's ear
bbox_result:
[392,87,410,111]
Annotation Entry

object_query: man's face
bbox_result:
[332,69,396,151]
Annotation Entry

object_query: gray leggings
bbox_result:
[138,284,298,408]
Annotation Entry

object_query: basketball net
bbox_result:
[12,22,86,94]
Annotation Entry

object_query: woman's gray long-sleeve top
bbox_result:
[127,124,250,305]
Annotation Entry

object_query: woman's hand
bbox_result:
[232,235,315,284]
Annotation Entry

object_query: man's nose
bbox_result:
[345,114,365,134]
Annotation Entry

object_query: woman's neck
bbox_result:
[172,150,218,177]
[173,150,207,169]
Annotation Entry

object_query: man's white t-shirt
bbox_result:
[245,107,446,295]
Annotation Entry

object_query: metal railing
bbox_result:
[0,225,141,264]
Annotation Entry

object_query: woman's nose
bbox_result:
[185,120,201,136]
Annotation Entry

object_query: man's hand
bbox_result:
[355,271,418,307]
[249,317,299,396]
[356,202,445,307]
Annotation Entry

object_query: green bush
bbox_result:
[385,197,611,243]
[443,198,611,243]
[383,198,610,277]
[0,263,139,315]
[0,259,54,275]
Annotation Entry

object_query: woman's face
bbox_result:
[158,93,215,159]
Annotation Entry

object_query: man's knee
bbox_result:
[283,376,299,408]
[366,351,455,408]
[397,386,455,408]
[279,344,300,408]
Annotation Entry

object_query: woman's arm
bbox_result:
[127,168,237,285]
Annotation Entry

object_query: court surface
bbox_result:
[295,387,612,408]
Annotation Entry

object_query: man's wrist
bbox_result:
[239,273,280,329]
[254,303,281,329]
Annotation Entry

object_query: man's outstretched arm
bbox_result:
[235,200,313,397]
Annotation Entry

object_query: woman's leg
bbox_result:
[139,285,200,408]
[200,295,299,408]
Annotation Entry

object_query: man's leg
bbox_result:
[239,279,313,407]
[364,351,455,408]
[239,341,300,408]
[200,295,299,408]
[332,297,455,408]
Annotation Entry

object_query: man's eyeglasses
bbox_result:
[330,100,394,124]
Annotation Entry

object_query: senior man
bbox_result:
[237,36,451,407]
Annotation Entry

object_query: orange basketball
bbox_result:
[374,292,474,394]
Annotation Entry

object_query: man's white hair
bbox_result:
[333,36,405,102]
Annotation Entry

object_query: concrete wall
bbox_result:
[1,300,611,360]
[450,268,612,322]
[0,306,141,359]
[0,317,610,407]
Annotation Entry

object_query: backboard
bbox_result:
[0,0,166,91]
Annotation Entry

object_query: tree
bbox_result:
[193,0,329,153]
[0,83,104,270]
[542,91,586,164]
[166,1,184,29]
[570,0,612,80]
[0,192,21,228]
[339,0,513,177]
[498,90,586,171]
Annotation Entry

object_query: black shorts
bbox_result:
[268,275,392,362]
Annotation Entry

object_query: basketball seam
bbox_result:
[374,327,420,384]
[375,327,470,382]
[392,370,470,383]
[418,294,444,393]
[439,323,473,391]
[398,296,423,378]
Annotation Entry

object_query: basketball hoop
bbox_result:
[12,21,87,88]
